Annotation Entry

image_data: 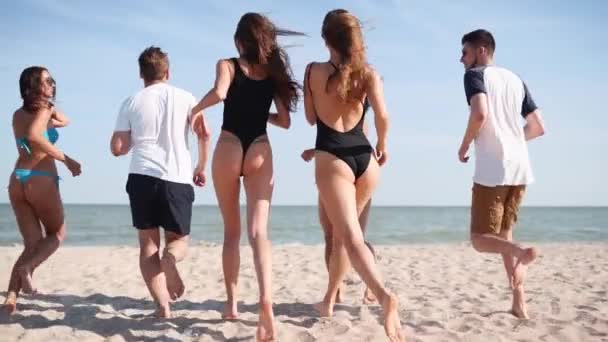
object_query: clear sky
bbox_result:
[0,0,605,206]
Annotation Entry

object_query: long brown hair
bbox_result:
[322,9,367,102]
[234,12,303,112]
[19,66,55,113]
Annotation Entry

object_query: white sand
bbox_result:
[1,243,607,341]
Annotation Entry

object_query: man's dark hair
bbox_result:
[138,46,169,82]
[461,29,495,55]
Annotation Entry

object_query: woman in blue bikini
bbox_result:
[2,66,81,314]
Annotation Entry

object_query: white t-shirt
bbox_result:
[115,83,197,184]
[463,65,539,187]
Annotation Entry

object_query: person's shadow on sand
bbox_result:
[0,292,251,341]
[0,292,340,340]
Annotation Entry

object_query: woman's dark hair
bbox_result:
[19,66,55,113]
[322,9,367,102]
[234,12,304,112]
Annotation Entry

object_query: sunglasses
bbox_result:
[43,76,56,87]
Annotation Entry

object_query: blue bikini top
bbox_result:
[16,127,59,154]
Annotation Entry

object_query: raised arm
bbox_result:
[524,110,545,141]
[28,108,81,175]
[303,63,317,126]
[110,132,131,156]
[521,82,545,141]
[192,59,233,114]
[27,108,68,161]
[50,107,70,128]
[366,69,389,166]
[111,99,132,157]
[193,113,212,186]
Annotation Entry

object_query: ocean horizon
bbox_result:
[1,204,606,246]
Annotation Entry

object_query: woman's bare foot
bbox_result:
[222,300,238,320]
[363,286,377,304]
[18,266,36,295]
[160,253,185,301]
[314,296,335,318]
[382,293,405,342]
[335,285,344,303]
[154,304,171,319]
[511,285,529,319]
[2,292,17,315]
[256,301,276,342]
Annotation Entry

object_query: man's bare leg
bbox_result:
[471,233,537,271]
[161,232,189,300]
[138,229,172,318]
[498,229,516,289]
[472,232,537,319]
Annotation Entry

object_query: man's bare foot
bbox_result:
[382,293,405,342]
[18,266,36,295]
[517,247,539,266]
[2,292,17,315]
[314,296,335,318]
[363,287,377,304]
[160,253,185,301]
[256,301,276,342]
[155,304,171,319]
[513,247,538,287]
[511,285,529,319]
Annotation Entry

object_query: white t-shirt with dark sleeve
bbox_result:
[463,65,539,187]
[114,83,197,184]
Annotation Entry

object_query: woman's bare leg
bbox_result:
[213,133,244,319]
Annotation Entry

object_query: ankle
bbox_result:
[259,297,273,306]
[157,301,171,310]
[226,295,238,305]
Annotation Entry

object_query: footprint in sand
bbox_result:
[551,299,560,315]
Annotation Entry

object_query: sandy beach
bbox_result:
[0,243,607,341]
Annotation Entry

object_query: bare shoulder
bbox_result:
[364,65,381,84]
[11,109,21,128]
[305,61,320,74]
[217,58,235,72]
[12,108,28,125]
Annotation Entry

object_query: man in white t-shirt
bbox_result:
[458,30,546,319]
[110,46,210,318]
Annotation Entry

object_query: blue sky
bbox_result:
[0,0,605,206]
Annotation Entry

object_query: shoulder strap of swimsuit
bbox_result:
[231,57,243,76]
[362,97,370,113]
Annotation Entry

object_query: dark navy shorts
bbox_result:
[126,173,194,236]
